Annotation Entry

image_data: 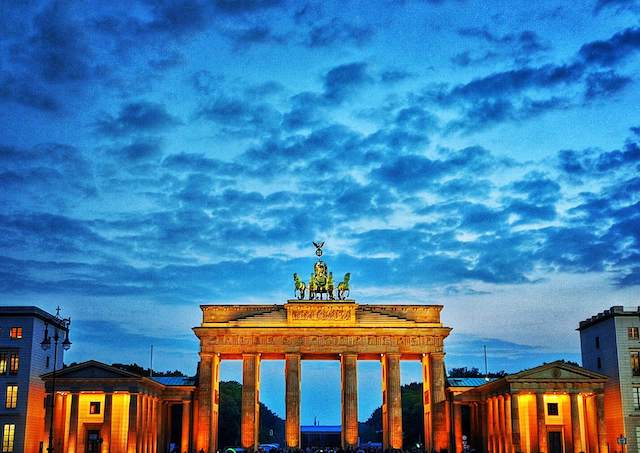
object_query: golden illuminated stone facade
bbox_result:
[450,362,609,453]
[194,300,452,452]
[42,361,195,453]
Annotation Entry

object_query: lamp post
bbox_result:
[41,307,72,453]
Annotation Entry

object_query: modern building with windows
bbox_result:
[579,306,640,453]
[0,306,69,453]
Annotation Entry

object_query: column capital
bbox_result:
[342,352,358,358]
[242,352,261,359]
[430,352,445,360]
[385,352,402,359]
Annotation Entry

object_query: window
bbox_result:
[89,401,101,414]
[547,402,559,416]
[5,386,17,409]
[8,355,17,375]
[631,328,640,340]
[0,354,6,376]
[632,353,640,376]
[2,424,15,452]
[595,336,600,348]
[8,328,21,340]
[45,356,50,369]
[634,387,640,410]
[597,357,602,369]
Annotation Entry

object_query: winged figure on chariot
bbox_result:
[293,242,350,300]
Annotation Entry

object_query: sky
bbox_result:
[1,0,640,424]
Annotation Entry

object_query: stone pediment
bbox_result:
[507,361,607,383]
[44,360,141,380]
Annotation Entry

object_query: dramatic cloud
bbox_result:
[95,102,181,136]
[0,75,61,112]
[1,0,639,395]
[322,62,372,103]
[306,19,374,48]
[579,27,640,66]
[594,0,640,14]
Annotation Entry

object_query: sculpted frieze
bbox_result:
[203,334,444,352]
[286,303,356,324]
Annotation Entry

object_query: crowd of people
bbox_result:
[218,445,429,453]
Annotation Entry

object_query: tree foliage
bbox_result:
[360,382,425,448]
[218,381,285,448]
[448,367,507,378]
[111,362,186,377]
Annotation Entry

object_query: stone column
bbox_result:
[145,395,151,453]
[52,393,65,451]
[536,392,547,453]
[454,403,463,453]
[422,354,432,453]
[341,353,359,448]
[211,354,221,453]
[138,394,145,453]
[67,393,79,453]
[149,396,155,453]
[197,355,212,452]
[154,396,162,453]
[101,393,113,452]
[162,402,171,453]
[504,395,513,453]
[431,352,448,453]
[128,393,138,453]
[138,393,149,453]
[384,353,403,449]
[487,397,497,453]
[242,353,261,451]
[502,395,511,453]
[497,396,505,453]
[197,354,220,453]
[596,392,606,453]
[192,398,200,452]
[509,394,521,453]
[154,397,161,453]
[381,355,389,450]
[569,392,581,453]
[285,353,301,448]
[182,400,192,453]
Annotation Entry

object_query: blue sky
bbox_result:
[1,0,640,424]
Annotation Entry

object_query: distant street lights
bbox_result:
[41,307,72,453]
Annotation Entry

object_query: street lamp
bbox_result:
[41,307,72,453]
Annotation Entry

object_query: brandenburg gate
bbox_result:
[193,244,452,452]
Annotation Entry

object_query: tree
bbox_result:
[217,381,285,448]
[448,367,508,378]
[448,367,483,377]
[111,362,186,377]
[360,382,425,448]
